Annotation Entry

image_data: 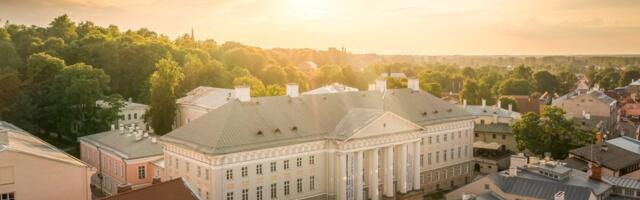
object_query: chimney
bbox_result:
[508,167,518,176]
[135,130,142,141]
[151,137,157,144]
[601,143,608,152]
[368,83,376,91]
[482,99,486,108]
[508,104,513,113]
[111,124,115,131]
[497,100,502,109]
[235,85,251,102]
[143,131,149,138]
[544,152,552,161]
[128,97,132,103]
[463,99,467,108]
[286,83,299,97]
[117,184,132,194]
[554,191,565,200]
[510,153,527,169]
[589,163,602,181]
[375,79,387,92]
[407,78,419,91]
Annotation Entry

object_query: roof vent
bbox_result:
[257,130,263,136]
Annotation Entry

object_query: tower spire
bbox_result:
[191,28,195,41]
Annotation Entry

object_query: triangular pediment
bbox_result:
[345,111,424,140]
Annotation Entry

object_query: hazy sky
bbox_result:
[1,0,640,55]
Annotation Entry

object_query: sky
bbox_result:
[1,0,640,55]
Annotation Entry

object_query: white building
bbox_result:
[175,86,235,128]
[302,83,359,95]
[160,79,475,200]
[97,98,149,130]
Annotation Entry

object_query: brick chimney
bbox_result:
[589,163,602,181]
[235,85,251,102]
[286,83,299,98]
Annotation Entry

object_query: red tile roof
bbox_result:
[102,178,200,200]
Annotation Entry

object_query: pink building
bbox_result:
[0,121,95,200]
[78,126,163,195]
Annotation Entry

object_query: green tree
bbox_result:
[512,107,592,158]
[498,97,518,112]
[512,65,532,80]
[421,82,442,97]
[620,69,640,86]
[0,28,23,70]
[461,66,476,79]
[233,75,266,97]
[47,14,78,42]
[149,57,184,135]
[260,84,285,96]
[497,79,533,95]
[533,70,560,93]
[460,80,482,104]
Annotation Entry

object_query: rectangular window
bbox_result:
[242,189,248,200]
[284,160,290,170]
[297,178,303,193]
[296,158,302,167]
[436,135,440,143]
[458,147,462,158]
[175,158,179,169]
[465,145,469,157]
[492,134,496,139]
[436,151,440,163]
[458,131,461,138]
[474,133,478,137]
[310,176,315,190]
[226,192,233,200]
[420,154,424,166]
[186,162,190,172]
[128,114,131,120]
[205,169,209,180]
[206,192,210,200]
[271,183,277,199]
[284,181,290,195]
[0,192,15,200]
[502,134,506,140]
[270,162,277,172]
[241,167,248,177]
[134,113,138,119]
[309,156,315,165]
[443,150,447,161]
[428,153,432,165]
[450,148,454,159]
[428,136,432,144]
[226,169,233,180]
[138,166,146,179]
[197,166,201,177]
[444,134,447,142]
[256,164,263,175]
[257,186,263,200]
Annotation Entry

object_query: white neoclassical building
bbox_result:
[160,79,475,200]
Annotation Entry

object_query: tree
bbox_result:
[498,97,518,111]
[233,75,265,97]
[497,79,533,95]
[260,84,285,96]
[421,82,442,97]
[620,69,640,86]
[149,57,184,135]
[461,67,476,79]
[460,80,482,104]
[533,70,560,93]
[512,107,593,159]
[0,28,23,70]
[48,14,78,42]
[512,65,532,80]
[46,63,115,136]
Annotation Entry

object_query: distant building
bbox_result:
[160,79,475,200]
[0,121,94,200]
[380,72,407,79]
[97,98,149,130]
[565,136,640,179]
[463,100,521,174]
[302,83,358,95]
[501,95,541,114]
[447,154,616,200]
[553,88,617,134]
[102,177,200,200]
[78,125,163,195]
[175,86,235,127]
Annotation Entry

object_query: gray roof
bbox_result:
[162,88,473,155]
[79,130,162,159]
[554,90,616,106]
[474,123,512,134]
[570,136,640,171]
[606,136,640,155]
[302,83,359,95]
[491,169,611,200]
[603,176,640,190]
[177,86,235,110]
[464,105,520,119]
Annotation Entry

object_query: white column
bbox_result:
[355,151,364,200]
[338,152,347,200]
[413,141,421,190]
[398,143,408,193]
[383,146,394,197]
[369,148,379,200]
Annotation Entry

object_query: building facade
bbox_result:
[553,88,617,134]
[0,121,95,200]
[97,98,149,130]
[160,79,475,200]
[78,125,163,195]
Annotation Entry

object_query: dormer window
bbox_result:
[422,111,428,116]
[291,126,298,131]
[274,128,281,133]
[257,130,263,136]
[433,110,439,114]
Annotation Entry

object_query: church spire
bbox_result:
[191,28,195,41]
